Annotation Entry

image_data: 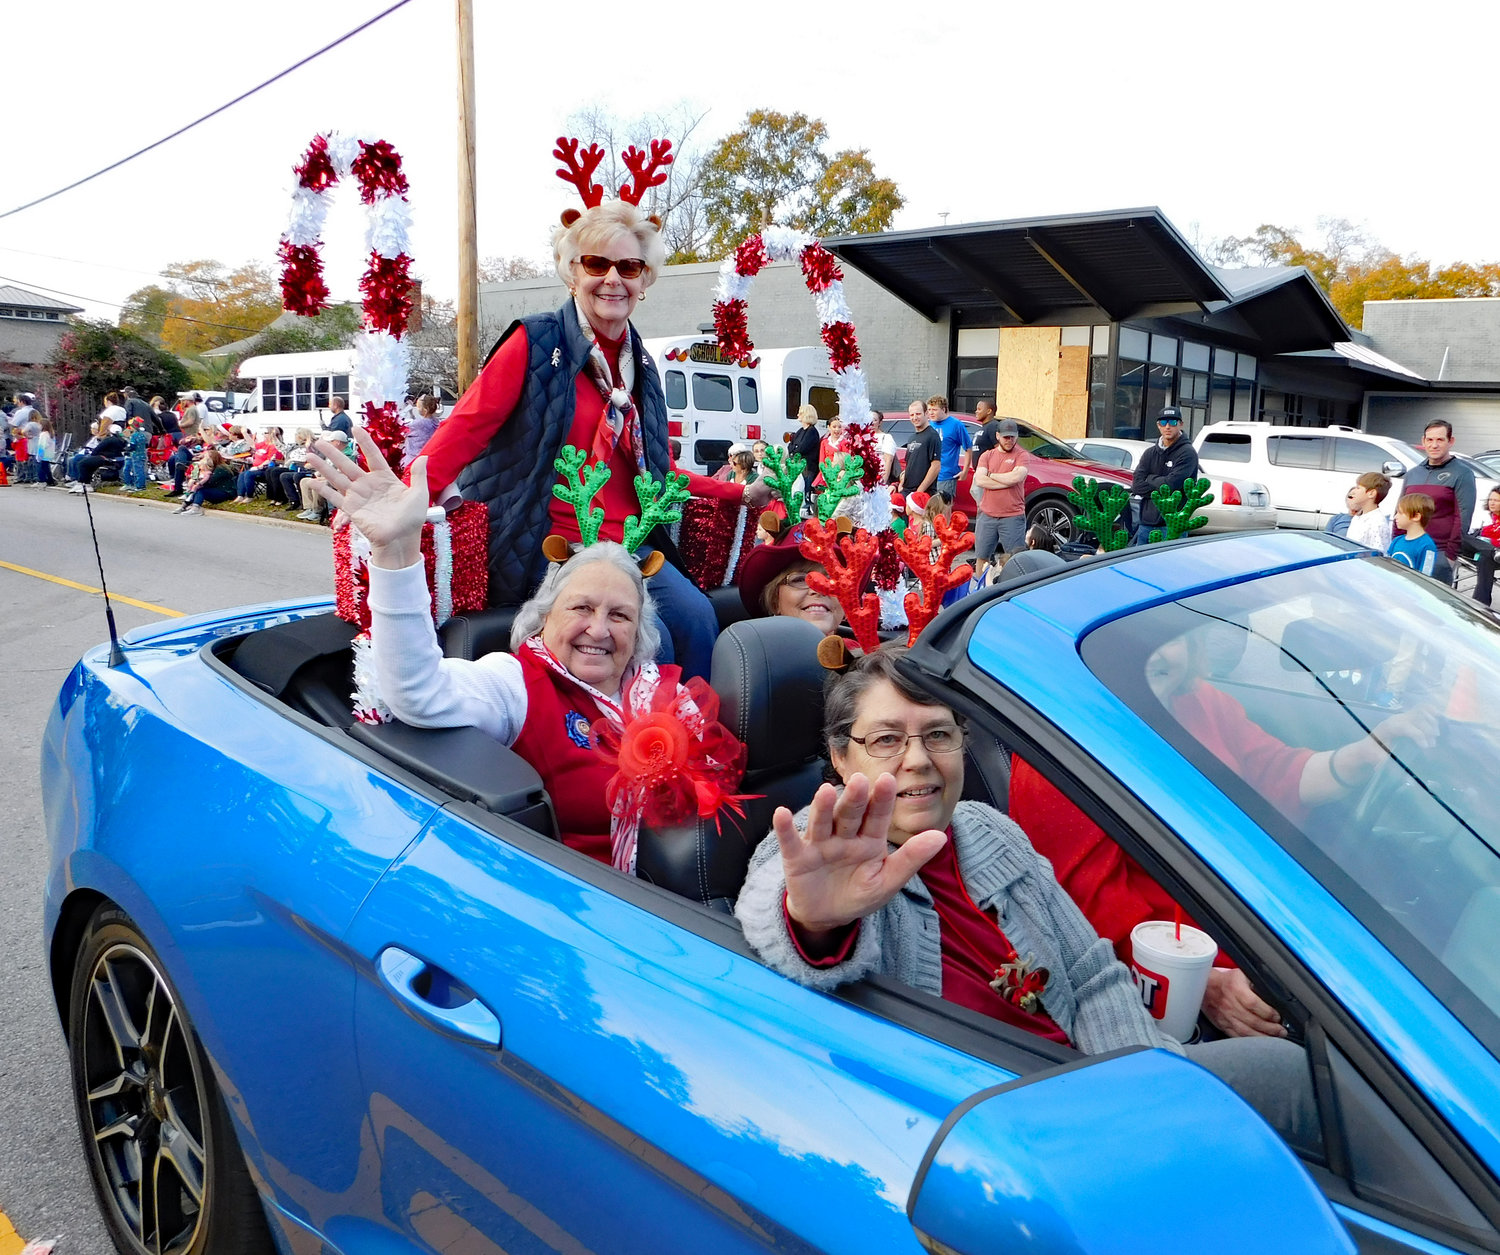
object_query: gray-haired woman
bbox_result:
[311,425,739,874]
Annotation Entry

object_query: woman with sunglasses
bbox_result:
[414,151,766,681]
[736,645,1321,1152]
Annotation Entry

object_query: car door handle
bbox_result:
[376,946,502,1049]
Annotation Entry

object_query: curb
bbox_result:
[53,487,330,535]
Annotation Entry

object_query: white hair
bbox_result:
[509,542,661,667]
[551,200,666,289]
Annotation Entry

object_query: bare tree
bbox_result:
[406,296,459,397]
[562,102,713,263]
[479,255,548,282]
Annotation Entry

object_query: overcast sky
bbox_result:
[6,0,1496,327]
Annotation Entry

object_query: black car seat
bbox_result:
[439,606,521,659]
[635,617,828,910]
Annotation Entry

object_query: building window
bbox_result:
[953,357,998,415]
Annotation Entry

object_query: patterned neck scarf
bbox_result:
[573,297,647,471]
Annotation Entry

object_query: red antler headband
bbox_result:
[554,136,674,210]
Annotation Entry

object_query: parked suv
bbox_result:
[1195,422,1419,530]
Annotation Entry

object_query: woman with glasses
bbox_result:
[736,645,1324,1150]
[736,521,846,632]
[412,146,766,681]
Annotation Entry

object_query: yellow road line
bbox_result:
[0,1207,25,1255]
[0,559,184,618]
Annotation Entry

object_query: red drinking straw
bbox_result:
[1174,904,1183,943]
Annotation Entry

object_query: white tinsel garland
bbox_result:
[354,329,409,411]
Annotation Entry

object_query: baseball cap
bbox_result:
[997,419,1019,436]
[1158,406,1183,425]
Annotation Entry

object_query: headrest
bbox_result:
[439,605,520,660]
[710,617,828,773]
[992,549,1067,589]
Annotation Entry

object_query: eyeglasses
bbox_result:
[1158,418,1181,427]
[781,572,810,589]
[848,726,965,758]
[576,255,647,279]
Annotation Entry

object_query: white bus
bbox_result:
[643,336,840,475]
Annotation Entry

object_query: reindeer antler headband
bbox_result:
[553,136,674,227]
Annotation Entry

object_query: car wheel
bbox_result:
[1025,495,1075,547]
[68,907,274,1255]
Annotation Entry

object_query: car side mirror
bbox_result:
[907,1048,1351,1254]
[1383,460,1405,477]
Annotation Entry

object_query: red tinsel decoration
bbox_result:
[800,243,843,292]
[873,529,902,590]
[820,320,861,372]
[590,668,750,829]
[676,498,756,589]
[278,241,330,316]
[351,140,409,205]
[361,401,407,479]
[359,251,414,336]
[334,499,490,628]
[734,234,772,277]
[294,135,337,192]
[714,298,753,362]
[843,422,879,491]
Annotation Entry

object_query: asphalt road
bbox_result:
[0,486,333,1250]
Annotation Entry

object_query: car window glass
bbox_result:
[664,369,687,410]
[1332,438,1389,474]
[1269,435,1326,469]
[1201,434,1251,463]
[808,386,839,423]
[1325,1042,1497,1244]
[691,373,733,413]
[1081,559,1500,1055]
[737,377,758,415]
[1017,425,1082,460]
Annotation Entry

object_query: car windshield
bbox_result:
[1081,557,1500,1053]
[1017,423,1085,460]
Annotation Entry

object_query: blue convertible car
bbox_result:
[42,530,1500,1254]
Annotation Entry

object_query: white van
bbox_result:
[1195,422,1421,530]
[643,336,840,475]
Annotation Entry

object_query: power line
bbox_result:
[0,273,263,335]
[0,0,415,221]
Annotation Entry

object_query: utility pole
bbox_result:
[455,0,479,394]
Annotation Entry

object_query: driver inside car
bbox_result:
[736,645,1323,1155]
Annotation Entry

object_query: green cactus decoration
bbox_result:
[552,443,612,546]
[816,453,866,524]
[759,443,806,521]
[623,470,692,553]
[1148,476,1214,542]
[1067,476,1132,551]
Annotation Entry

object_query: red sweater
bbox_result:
[417,325,743,544]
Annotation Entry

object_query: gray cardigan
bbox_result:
[735,799,1181,1057]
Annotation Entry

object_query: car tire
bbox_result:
[1025,495,1075,547]
[67,906,275,1255]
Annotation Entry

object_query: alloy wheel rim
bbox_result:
[1032,502,1075,545]
[81,942,207,1255]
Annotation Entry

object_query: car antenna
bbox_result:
[80,485,127,668]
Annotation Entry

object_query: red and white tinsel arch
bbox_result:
[278,132,414,411]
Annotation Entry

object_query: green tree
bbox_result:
[218,304,362,385]
[120,259,283,356]
[51,320,192,400]
[699,110,903,259]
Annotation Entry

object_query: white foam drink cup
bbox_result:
[1130,921,1217,1043]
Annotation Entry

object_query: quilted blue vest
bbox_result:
[455,300,671,606]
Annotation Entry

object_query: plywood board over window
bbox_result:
[1053,345,1090,439]
[998,327,1061,431]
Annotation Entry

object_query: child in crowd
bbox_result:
[1387,493,1438,575]
[10,427,31,482]
[1344,471,1393,550]
[35,417,56,488]
[1470,487,1500,608]
[123,417,151,492]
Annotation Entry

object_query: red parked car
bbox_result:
[880,413,1133,546]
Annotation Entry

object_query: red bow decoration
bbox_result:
[591,669,753,829]
[799,519,882,654]
[895,510,974,643]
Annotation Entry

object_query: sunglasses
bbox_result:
[1158,418,1181,426]
[576,255,647,279]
